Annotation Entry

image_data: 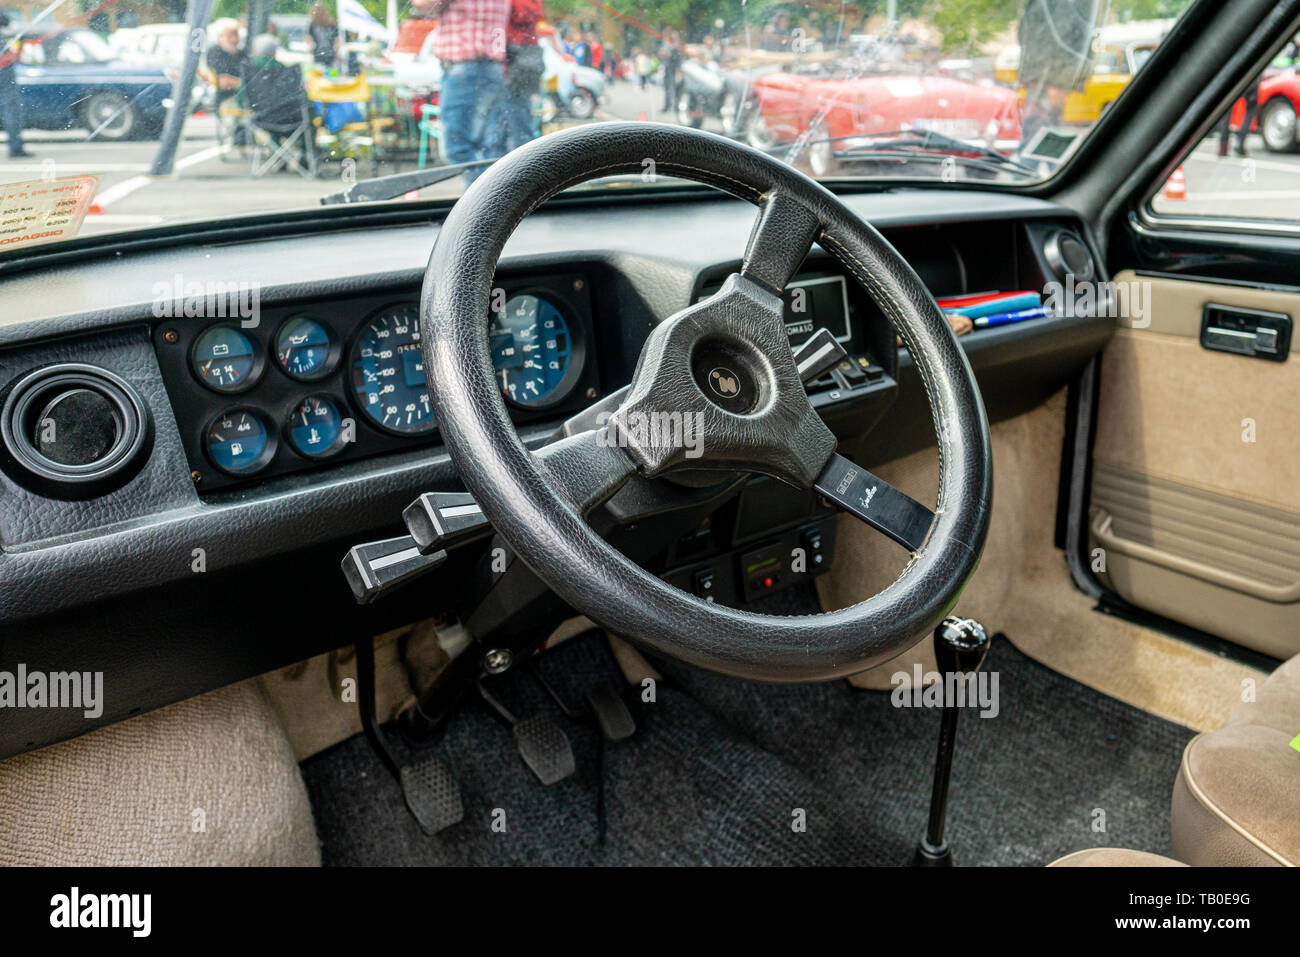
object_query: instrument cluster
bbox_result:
[154,273,597,492]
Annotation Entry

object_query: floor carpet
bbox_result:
[302,589,1194,866]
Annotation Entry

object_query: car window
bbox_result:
[1093,47,1124,74]
[1150,33,1300,223]
[0,0,1200,250]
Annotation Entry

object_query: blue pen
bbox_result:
[971,305,1052,328]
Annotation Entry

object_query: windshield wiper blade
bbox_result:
[765,129,1035,178]
[857,129,1035,174]
[319,160,497,206]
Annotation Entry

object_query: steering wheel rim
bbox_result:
[420,122,992,682]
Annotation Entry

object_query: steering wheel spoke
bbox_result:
[740,191,822,295]
[813,453,935,553]
[533,428,638,516]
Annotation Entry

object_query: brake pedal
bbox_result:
[513,714,576,786]
[477,680,577,786]
[399,757,464,835]
[584,683,636,741]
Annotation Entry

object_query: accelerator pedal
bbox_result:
[584,683,636,742]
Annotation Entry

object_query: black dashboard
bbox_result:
[0,188,1115,758]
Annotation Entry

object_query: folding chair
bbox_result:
[243,60,318,178]
[306,71,375,172]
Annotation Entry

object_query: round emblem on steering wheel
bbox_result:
[708,367,742,398]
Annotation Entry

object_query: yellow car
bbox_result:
[1000,39,1158,124]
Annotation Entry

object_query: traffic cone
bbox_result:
[637,110,647,121]
[1164,166,1186,201]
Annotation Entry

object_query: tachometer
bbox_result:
[489,293,574,408]
[349,304,435,435]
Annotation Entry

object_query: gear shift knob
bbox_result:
[933,617,990,677]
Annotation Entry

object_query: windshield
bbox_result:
[0,0,1194,251]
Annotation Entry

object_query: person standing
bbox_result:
[1219,80,1259,157]
[503,0,544,151]
[0,13,31,159]
[659,28,682,111]
[416,0,509,184]
[633,47,650,90]
[308,2,340,71]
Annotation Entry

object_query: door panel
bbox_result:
[1090,270,1300,658]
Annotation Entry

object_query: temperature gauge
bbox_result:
[286,395,346,459]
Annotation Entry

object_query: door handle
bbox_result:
[1200,303,1291,360]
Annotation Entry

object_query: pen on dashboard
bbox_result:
[969,306,1052,329]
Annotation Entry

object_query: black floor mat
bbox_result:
[302,595,1194,866]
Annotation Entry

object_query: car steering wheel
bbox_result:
[420,122,991,682]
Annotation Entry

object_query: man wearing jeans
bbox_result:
[417,0,509,185]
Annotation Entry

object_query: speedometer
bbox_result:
[349,304,435,435]
[489,293,575,408]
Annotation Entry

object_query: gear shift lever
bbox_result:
[914,616,990,867]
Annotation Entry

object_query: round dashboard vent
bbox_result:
[0,363,152,499]
[1043,229,1095,283]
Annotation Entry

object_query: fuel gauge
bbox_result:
[206,408,275,475]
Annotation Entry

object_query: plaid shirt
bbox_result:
[430,0,509,63]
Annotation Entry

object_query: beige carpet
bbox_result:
[819,390,1263,732]
[0,680,320,866]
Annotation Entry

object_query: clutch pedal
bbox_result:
[399,758,464,835]
[355,635,464,835]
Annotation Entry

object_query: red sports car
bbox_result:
[742,72,1023,175]
[1229,67,1300,152]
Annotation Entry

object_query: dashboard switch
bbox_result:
[802,527,826,571]
[693,568,716,602]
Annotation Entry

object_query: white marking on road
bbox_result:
[92,145,226,209]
